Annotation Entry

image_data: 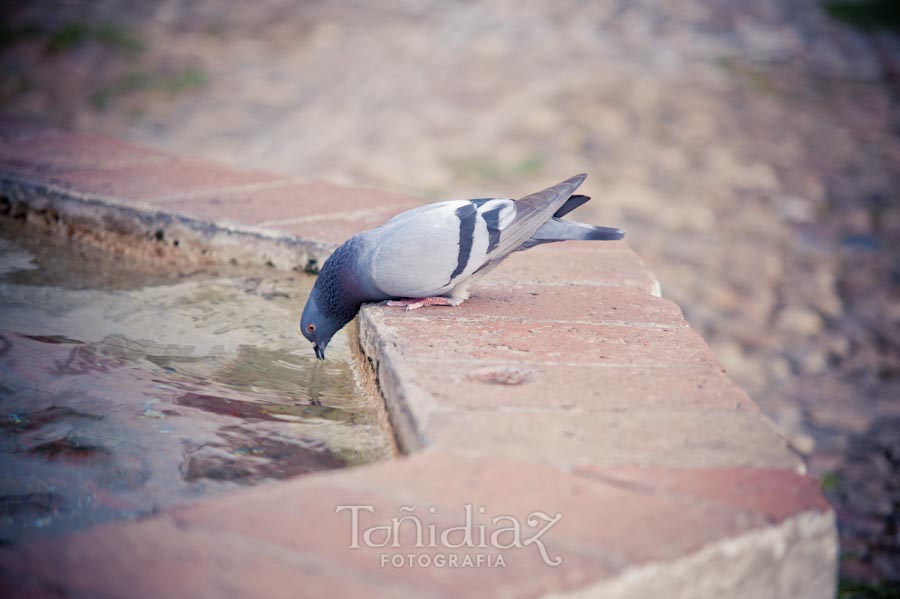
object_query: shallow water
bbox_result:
[0,219,393,545]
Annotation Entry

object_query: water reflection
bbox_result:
[0,221,393,545]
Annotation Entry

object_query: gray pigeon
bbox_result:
[300,173,623,359]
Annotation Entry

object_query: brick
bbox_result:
[374,283,686,328]
[573,466,831,523]
[272,213,398,246]
[167,469,609,597]
[0,516,405,599]
[376,316,718,366]
[0,454,819,597]
[0,131,170,172]
[341,453,819,559]
[423,409,800,469]
[402,364,759,412]
[2,156,281,202]
[490,242,660,295]
[164,453,804,594]
[157,178,421,227]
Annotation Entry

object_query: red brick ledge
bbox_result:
[0,120,836,598]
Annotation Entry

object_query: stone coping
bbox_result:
[0,119,836,598]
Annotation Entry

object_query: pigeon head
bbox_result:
[299,242,367,360]
[300,291,342,360]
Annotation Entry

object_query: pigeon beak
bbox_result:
[313,343,326,360]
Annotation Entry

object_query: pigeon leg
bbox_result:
[385,297,455,311]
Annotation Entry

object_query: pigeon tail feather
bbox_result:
[517,218,624,250]
[553,194,591,218]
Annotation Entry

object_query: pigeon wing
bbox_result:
[366,174,587,298]
[368,200,489,298]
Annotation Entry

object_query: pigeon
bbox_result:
[300,173,623,359]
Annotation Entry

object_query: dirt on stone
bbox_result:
[1,0,899,589]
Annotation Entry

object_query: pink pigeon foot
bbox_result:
[385,297,454,311]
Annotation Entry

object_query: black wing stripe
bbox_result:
[448,203,477,284]
[482,205,504,253]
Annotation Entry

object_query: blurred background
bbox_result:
[1,0,898,592]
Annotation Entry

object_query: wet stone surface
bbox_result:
[0,218,393,545]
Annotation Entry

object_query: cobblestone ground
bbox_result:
[2,0,899,588]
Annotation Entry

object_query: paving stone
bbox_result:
[0,131,170,171]
[370,283,687,331]
[489,242,660,295]
[158,178,421,226]
[0,155,282,202]
[151,452,815,595]
[424,408,801,469]
[0,450,825,597]
[573,465,831,523]
[402,363,760,412]
[166,468,612,597]
[342,452,826,554]
[376,315,717,367]
[173,452,820,575]
[272,212,405,247]
[0,516,407,599]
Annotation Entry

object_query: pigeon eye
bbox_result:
[306,323,316,333]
